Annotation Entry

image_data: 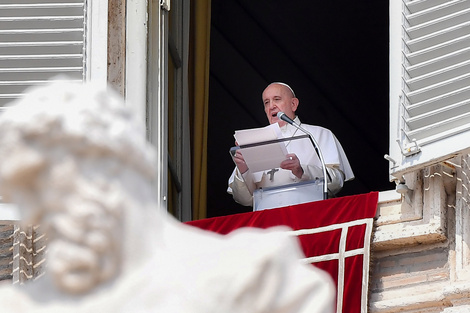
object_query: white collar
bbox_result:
[280,116,301,135]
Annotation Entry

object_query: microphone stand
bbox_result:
[278,113,330,200]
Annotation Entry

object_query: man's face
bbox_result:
[262,84,298,127]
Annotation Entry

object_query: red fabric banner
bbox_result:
[187,192,378,313]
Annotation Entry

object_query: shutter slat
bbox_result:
[0,18,83,32]
[0,94,24,98]
[405,59,470,91]
[0,28,84,34]
[405,0,457,14]
[0,79,81,85]
[0,67,82,72]
[1,58,83,67]
[406,73,470,103]
[405,101,470,127]
[407,86,470,116]
[0,54,82,60]
[405,22,470,53]
[0,4,83,9]
[0,16,83,21]
[0,41,82,46]
[404,0,462,14]
[405,34,470,65]
[405,0,470,26]
[404,113,470,143]
[406,46,470,77]
[406,8,470,39]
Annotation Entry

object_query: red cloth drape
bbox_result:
[187,192,378,232]
[187,192,378,313]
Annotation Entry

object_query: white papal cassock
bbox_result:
[228,116,354,207]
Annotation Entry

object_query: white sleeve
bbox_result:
[302,165,323,181]
[300,163,345,196]
[227,168,255,207]
[326,166,345,195]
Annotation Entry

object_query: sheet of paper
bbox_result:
[234,123,282,145]
[233,123,289,173]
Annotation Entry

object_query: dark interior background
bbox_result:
[206,0,393,217]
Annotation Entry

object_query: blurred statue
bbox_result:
[0,80,335,312]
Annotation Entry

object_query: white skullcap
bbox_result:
[269,82,296,98]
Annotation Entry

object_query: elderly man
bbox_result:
[228,82,354,207]
[0,80,335,313]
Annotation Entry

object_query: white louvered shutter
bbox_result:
[0,0,86,113]
[389,0,470,176]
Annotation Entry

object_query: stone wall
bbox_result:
[107,0,126,95]
[0,224,46,284]
[369,154,470,312]
[0,223,14,281]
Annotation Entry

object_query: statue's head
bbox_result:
[0,79,157,294]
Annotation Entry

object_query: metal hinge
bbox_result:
[161,0,170,11]
[397,138,421,157]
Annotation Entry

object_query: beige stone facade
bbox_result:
[0,224,46,284]
[0,223,13,281]
[370,154,470,312]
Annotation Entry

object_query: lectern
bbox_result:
[230,135,326,211]
[253,179,324,211]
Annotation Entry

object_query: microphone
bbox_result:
[276,111,330,200]
[277,112,296,125]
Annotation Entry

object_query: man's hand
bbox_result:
[234,149,248,174]
[280,153,303,178]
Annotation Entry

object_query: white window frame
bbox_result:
[85,0,108,86]
[126,0,192,219]
[126,0,169,211]
[148,0,169,212]
[389,0,470,179]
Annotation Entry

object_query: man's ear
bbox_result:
[291,98,299,112]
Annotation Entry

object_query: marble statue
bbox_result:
[0,80,335,312]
